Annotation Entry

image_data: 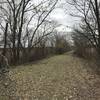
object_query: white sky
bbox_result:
[31,0,80,32]
[49,0,80,32]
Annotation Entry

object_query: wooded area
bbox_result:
[67,0,100,61]
[0,0,71,65]
[0,0,100,100]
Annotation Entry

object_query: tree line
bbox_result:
[0,0,71,65]
[66,0,100,59]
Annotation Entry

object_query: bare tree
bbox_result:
[3,23,8,56]
[0,0,58,64]
[66,0,100,54]
[50,32,71,54]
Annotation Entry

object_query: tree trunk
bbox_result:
[94,0,100,54]
[17,0,25,63]
[3,23,8,56]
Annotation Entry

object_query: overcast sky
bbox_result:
[30,0,80,33]
[49,0,80,32]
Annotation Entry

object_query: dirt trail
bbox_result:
[7,53,100,99]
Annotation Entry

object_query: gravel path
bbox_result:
[2,53,100,100]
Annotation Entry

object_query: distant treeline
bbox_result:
[0,46,71,65]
